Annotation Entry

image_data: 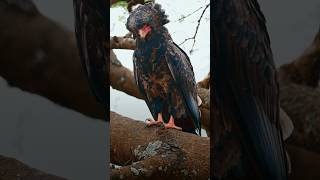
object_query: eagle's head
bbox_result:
[126,3,169,40]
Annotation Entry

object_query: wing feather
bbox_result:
[133,53,158,120]
[73,0,109,107]
[165,41,201,135]
[213,0,288,178]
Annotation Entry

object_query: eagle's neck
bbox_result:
[136,27,171,50]
[135,28,170,70]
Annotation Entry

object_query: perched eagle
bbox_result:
[126,3,201,135]
[212,0,288,179]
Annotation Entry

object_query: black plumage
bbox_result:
[212,0,288,179]
[126,3,201,135]
[73,0,109,109]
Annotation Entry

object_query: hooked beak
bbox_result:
[138,25,151,39]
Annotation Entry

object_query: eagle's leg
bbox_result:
[145,113,164,126]
[164,116,182,130]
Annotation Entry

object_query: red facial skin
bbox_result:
[138,24,152,39]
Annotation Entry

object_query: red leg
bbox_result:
[164,116,182,131]
[145,113,164,126]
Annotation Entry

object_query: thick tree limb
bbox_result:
[277,28,320,153]
[279,81,320,153]
[0,1,105,119]
[279,27,320,88]
[0,155,66,180]
[110,50,143,99]
[110,36,136,50]
[110,111,209,179]
[109,111,320,180]
[197,73,210,89]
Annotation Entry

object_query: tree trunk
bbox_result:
[0,155,66,180]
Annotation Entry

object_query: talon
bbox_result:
[145,113,164,127]
[146,119,162,126]
[145,118,154,123]
[164,116,182,131]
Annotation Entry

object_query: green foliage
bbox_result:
[111,1,128,9]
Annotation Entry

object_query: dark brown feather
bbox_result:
[73,0,109,108]
[213,0,288,179]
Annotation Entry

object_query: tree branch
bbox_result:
[279,80,320,153]
[110,36,136,50]
[178,3,210,54]
[173,6,204,23]
[110,50,143,99]
[279,27,320,88]
[277,27,320,153]
[197,73,210,89]
[109,111,320,180]
[110,111,209,179]
[0,155,66,180]
[0,1,105,120]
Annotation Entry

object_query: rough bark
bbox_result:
[278,28,320,153]
[279,27,320,88]
[0,1,105,120]
[110,111,209,179]
[279,81,320,153]
[0,155,66,180]
[109,111,320,180]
